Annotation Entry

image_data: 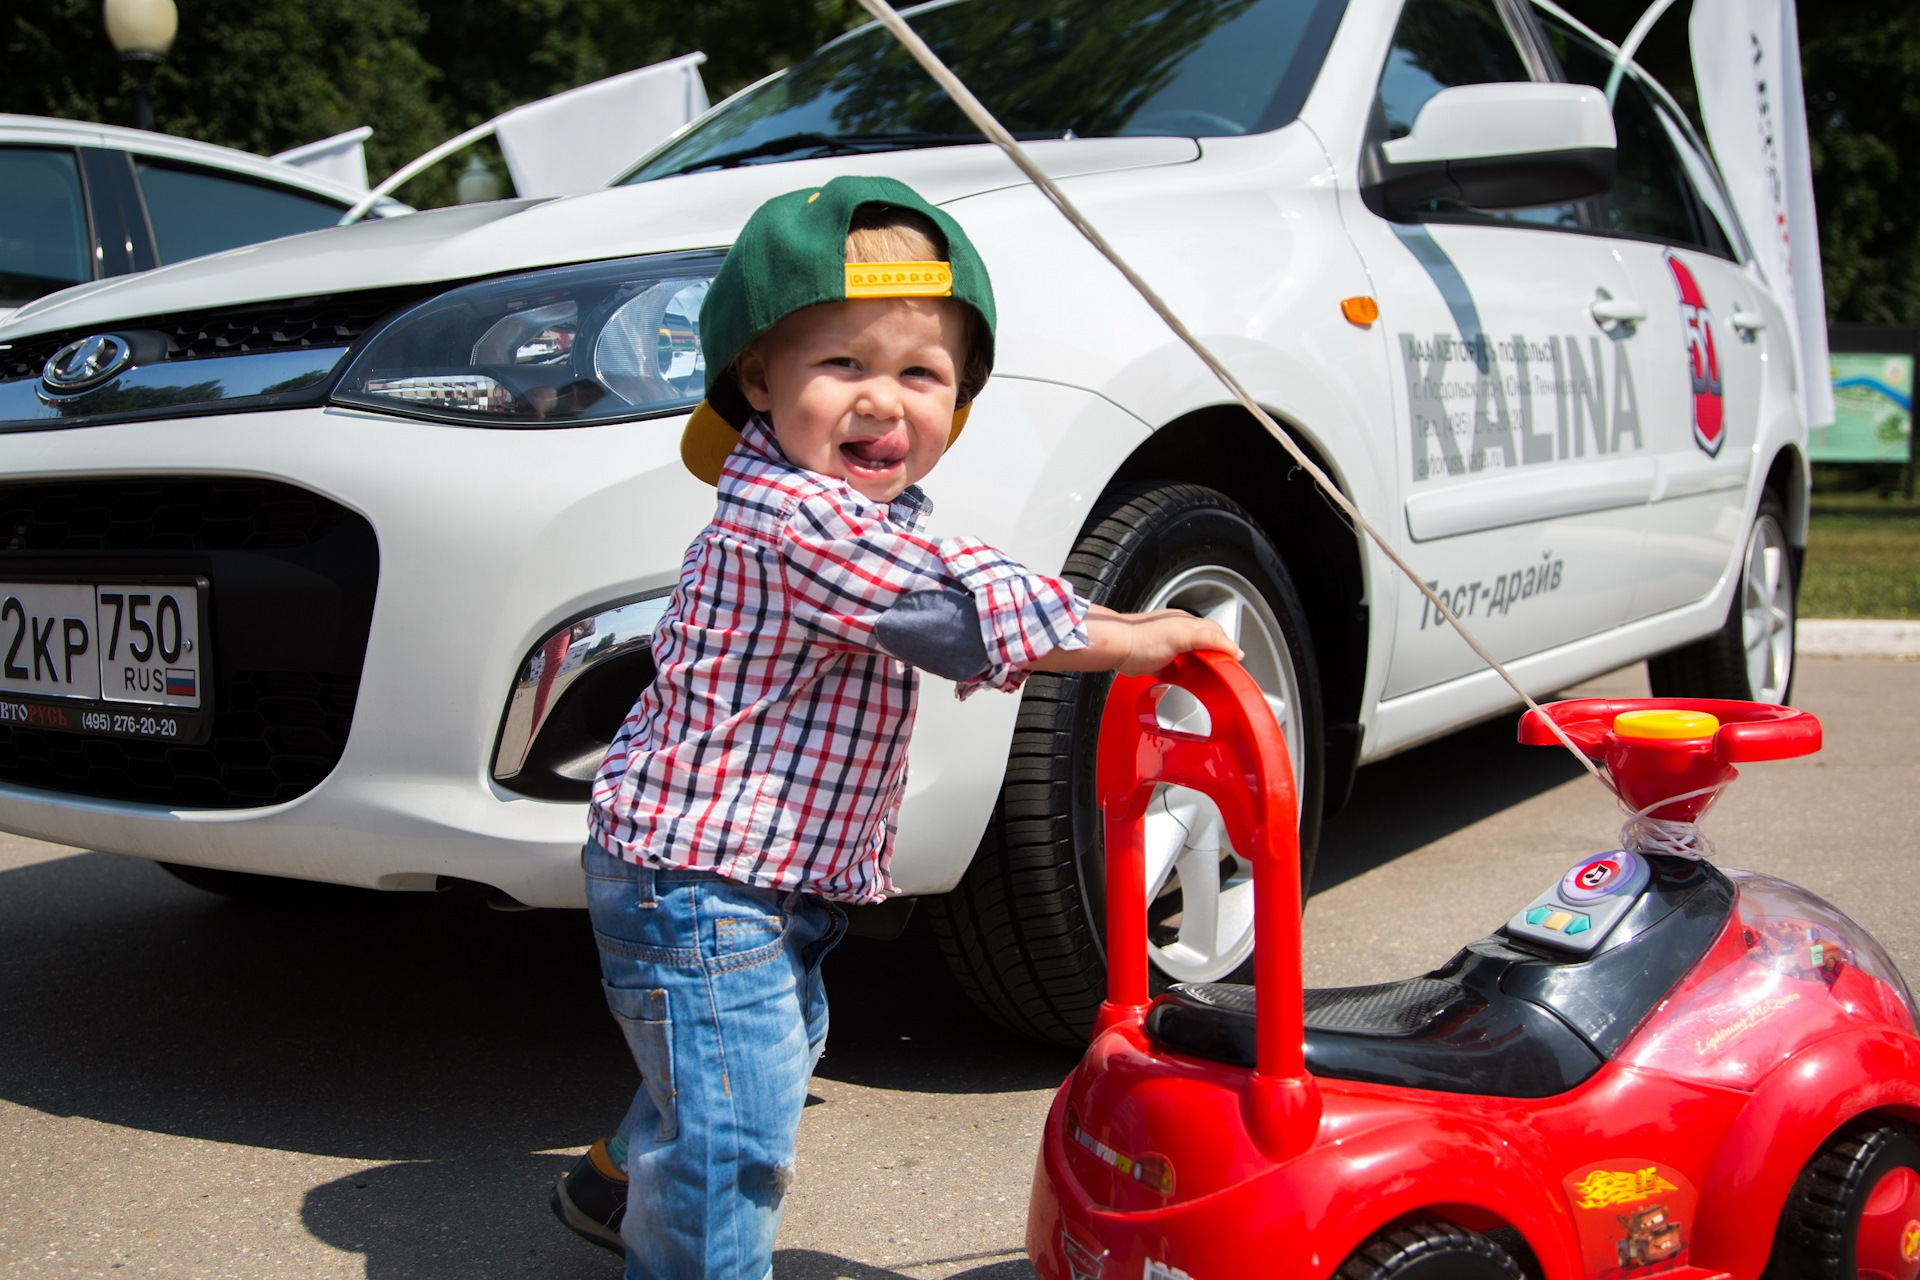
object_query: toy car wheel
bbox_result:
[1648,491,1796,704]
[1766,1117,1920,1280]
[1335,1220,1525,1279]
[927,483,1322,1045]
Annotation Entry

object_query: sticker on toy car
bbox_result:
[1666,251,1725,457]
[1561,1160,1699,1278]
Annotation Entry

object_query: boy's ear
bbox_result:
[735,346,774,413]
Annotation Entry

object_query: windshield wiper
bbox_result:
[659,129,1071,178]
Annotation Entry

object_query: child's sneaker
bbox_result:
[549,1137,627,1256]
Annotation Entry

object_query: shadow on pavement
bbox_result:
[0,692,1598,1277]
[1311,711,1589,897]
[0,851,1064,1278]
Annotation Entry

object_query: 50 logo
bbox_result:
[1667,251,1725,457]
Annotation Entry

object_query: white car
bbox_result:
[0,0,1803,1043]
[0,115,399,322]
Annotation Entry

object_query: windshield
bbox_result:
[622,0,1350,183]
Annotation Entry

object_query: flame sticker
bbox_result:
[1573,1167,1680,1210]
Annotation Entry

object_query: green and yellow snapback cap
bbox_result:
[683,174,997,485]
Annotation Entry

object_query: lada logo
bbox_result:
[41,334,134,395]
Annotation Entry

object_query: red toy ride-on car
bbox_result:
[1026,651,1920,1280]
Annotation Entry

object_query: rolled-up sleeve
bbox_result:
[779,493,1089,696]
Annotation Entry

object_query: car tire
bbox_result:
[1335,1220,1525,1280]
[925,484,1323,1046]
[1647,491,1796,704]
[1764,1118,1920,1280]
[157,861,330,899]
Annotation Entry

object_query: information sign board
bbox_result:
[1815,326,1915,464]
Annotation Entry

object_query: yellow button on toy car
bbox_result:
[1613,710,1721,740]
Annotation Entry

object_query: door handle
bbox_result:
[1590,297,1648,327]
[1730,310,1767,334]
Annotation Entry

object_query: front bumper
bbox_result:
[0,403,716,906]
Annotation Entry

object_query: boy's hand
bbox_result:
[1115,611,1242,676]
[1033,607,1243,675]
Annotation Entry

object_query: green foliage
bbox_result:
[3,0,859,203]
[417,0,862,130]
[5,0,447,182]
[1557,0,1920,329]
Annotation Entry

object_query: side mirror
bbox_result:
[1365,82,1616,216]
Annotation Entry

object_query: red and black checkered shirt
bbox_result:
[589,416,1090,903]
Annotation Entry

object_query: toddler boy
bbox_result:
[551,175,1237,1280]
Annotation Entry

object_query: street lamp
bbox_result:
[103,0,178,132]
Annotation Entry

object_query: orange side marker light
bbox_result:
[1341,296,1379,327]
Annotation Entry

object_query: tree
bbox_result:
[4,0,447,182]
[1557,0,1920,328]
[3,0,858,201]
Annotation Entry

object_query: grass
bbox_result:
[1800,493,1920,619]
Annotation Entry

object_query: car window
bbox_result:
[0,147,91,307]
[623,0,1351,182]
[133,160,344,265]
[1374,0,1586,229]
[1534,13,1728,255]
[1650,99,1739,258]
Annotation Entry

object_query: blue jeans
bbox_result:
[584,841,846,1280]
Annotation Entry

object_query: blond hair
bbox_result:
[846,205,990,406]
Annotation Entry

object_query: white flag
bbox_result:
[495,54,711,199]
[1691,0,1833,427]
[272,127,373,192]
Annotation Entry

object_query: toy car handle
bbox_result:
[1095,650,1321,1160]
[1517,697,1822,763]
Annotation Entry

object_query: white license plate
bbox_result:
[0,581,203,709]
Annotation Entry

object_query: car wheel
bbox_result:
[1335,1220,1525,1280]
[157,861,330,899]
[1765,1118,1920,1280]
[925,483,1323,1045]
[1648,491,1796,703]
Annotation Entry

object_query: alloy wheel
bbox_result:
[1741,513,1794,703]
[1137,565,1304,984]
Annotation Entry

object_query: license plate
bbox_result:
[0,580,208,742]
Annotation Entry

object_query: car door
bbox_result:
[1347,0,1650,699]
[1533,11,1760,621]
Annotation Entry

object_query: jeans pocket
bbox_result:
[713,913,786,972]
[603,982,677,1142]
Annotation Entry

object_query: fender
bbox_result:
[1692,1030,1920,1277]
[1277,1111,1585,1280]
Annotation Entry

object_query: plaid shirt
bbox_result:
[589,416,1090,903]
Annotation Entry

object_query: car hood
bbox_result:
[0,137,1198,339]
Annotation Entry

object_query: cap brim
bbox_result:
[681,399,743,487]
[680,399,976,487]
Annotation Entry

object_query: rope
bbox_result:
[852,0,1609,787]
[1616,782,1729,859]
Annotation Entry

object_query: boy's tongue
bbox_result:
[842,429,908,473]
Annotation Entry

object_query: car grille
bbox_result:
[0,478,345,551]
[0,477,378,809]
[0,287,431,382]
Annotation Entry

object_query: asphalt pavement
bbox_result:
[1,656,1915,1279]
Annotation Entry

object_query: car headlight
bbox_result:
[332,251,721,426]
